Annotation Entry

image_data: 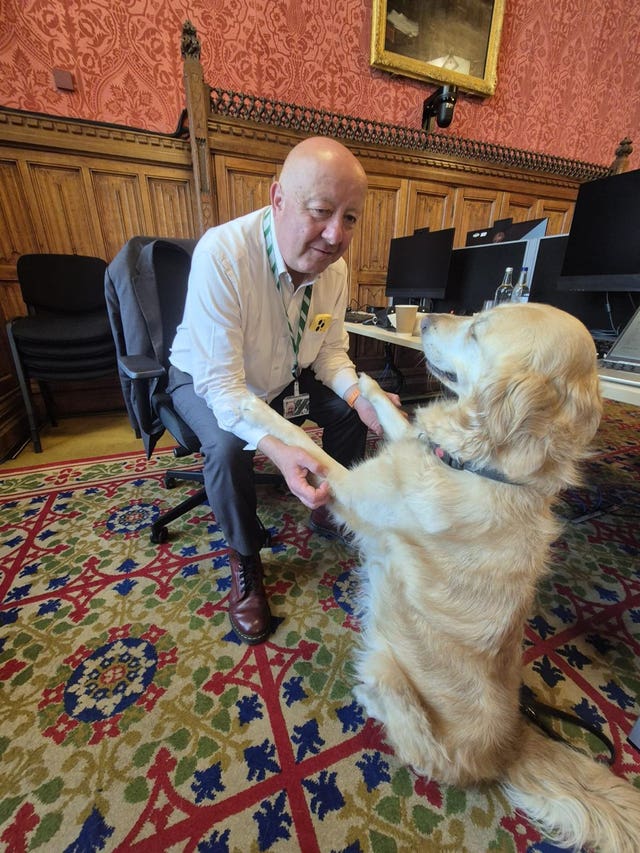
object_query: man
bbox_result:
[169,136,396,645]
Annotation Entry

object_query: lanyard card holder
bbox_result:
[283,379,310,419]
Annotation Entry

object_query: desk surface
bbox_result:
[345,321,640,407]
[344,321,424,351]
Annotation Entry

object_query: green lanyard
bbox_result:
[263,209,312,379]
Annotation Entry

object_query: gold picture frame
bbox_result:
[370,0,506,96]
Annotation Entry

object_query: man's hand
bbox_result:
[258,435,331,509]
[345,384,403,436]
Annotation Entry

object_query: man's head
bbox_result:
[270,137,368,286]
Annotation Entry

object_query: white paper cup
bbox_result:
[394,305,418,334]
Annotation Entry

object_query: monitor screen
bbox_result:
[466,218,512,246]
[558,168,640,292]
[385,228,454,302]
[501,218,547,242]
[528,235,636,336]
[433,240,528,315]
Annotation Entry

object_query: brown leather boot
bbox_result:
[228,550,272,645]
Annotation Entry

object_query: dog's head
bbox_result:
[419,303,603,492]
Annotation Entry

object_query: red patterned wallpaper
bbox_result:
[0,0,637,167]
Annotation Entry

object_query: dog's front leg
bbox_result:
[359,373,413,441]
[239,395,345,477]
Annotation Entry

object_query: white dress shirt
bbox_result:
[170,206,359,449]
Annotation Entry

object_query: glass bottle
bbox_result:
[494,267,513,304]
[511,267,530,303]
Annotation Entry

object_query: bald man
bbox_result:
[169,137,396,644]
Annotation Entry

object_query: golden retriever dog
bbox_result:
[241,302,640,852]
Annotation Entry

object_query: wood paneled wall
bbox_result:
[0,111,196,459]
[0,90,613,457]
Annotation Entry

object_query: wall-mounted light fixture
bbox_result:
[421,85,458,131]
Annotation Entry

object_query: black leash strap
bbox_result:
[519,685,616,766]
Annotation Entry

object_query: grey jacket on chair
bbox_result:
[104,236,197,456]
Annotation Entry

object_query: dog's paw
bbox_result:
[358,373,380,398]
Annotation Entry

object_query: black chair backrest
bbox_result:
[150,241,194,369]
[17,254,108,314]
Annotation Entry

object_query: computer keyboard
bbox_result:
[345,310,376,324]
[600,361,640,374]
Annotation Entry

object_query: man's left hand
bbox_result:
[353,391,402,436]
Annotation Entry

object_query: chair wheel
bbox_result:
[164,475,176,489]
[150,526,168,544]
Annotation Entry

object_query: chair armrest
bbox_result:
[118,355,166,380]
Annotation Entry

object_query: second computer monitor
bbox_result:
[435,241,528,314]
[385,227,455,303]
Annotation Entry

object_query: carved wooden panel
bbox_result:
[499,191,539,223]
[534,197,575,235]
[92,171,147,261]
[0,160,40,264]
[214,155,278,224]
[349,177,406,307]
[147,177,195,239]
[93,171,195,261]
[451,187,503,248]
[27,163,102,255]
[405,180,455,234]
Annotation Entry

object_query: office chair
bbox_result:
[105,236,281,545]
[7,253,116,453]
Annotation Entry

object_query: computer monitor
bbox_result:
[528,234,636,337]
[558,169,640,292]
[434,240,528,315]
[466,218,512,246]
[385,227,454,303]
[501,218,547,242]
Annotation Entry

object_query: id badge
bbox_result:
[283,380,310,419]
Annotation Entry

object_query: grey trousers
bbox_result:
[167,366,367,555]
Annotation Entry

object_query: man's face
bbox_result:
[271,159,367,286]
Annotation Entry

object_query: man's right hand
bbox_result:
[257,435,331,509]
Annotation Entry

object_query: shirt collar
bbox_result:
[266,206,316,292]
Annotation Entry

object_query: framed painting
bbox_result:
[370,0,506,96]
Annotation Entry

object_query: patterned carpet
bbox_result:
[1,405,639,852]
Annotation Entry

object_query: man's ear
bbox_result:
[270,181,283,211]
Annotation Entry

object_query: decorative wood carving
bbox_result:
[181,20,215,233]
[609,138,633,175]
[206,87,609,184]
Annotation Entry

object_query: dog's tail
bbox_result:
[501,724,640,852]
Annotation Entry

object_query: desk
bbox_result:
[345,322,640,407]
[598,374,640,406]
[344,321,423,352]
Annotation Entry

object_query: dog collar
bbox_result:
[423,437,521,486]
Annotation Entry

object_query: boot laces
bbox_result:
[239,555,259,595]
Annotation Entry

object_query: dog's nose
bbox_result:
[420,315,432,333]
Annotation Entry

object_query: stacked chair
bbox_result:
[7,253,116,453]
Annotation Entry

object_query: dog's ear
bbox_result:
[479,372,554,446]
[476,369,602,488]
